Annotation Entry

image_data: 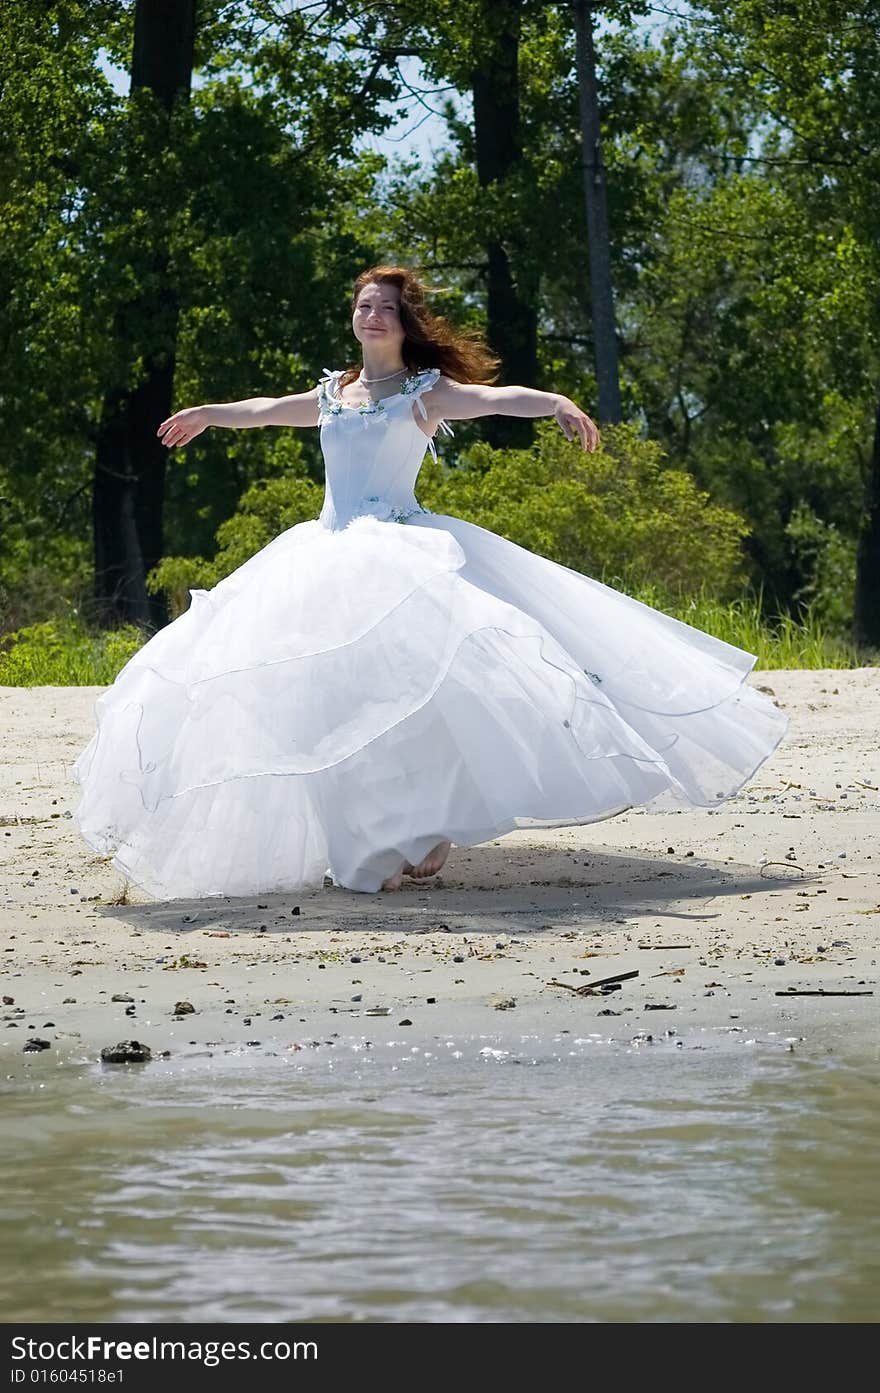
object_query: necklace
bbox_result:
[359,367,408,384]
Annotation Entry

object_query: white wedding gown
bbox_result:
[71,368,787,898]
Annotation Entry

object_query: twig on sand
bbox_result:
[760,861,806,878]
[637,943,692,950]
[775,988,873,997]
[547,969,639,997]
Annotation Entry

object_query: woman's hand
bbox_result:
[157,405,210,450]
[554,396,601,452]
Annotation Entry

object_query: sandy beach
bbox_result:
[2,669,877,1077]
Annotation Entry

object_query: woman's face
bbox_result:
[352,281,405,353]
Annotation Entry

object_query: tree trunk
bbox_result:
[854,392,880,648]
[573,0,622,424]
[472,0,537,447]
[92,0,196,630]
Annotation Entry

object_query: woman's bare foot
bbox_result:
[406,839,451,879]
[381,867,405,891]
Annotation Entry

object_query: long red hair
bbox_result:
[338,265,499,388]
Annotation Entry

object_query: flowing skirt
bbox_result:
[71,512,786,897]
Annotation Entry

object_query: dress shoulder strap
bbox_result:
[402,369,454,460]
[401,367,441,402]
[316,368,344,421]
[317,367,342,397]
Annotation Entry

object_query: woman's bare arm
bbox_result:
[157,388,320,449]
[425,379,600,451]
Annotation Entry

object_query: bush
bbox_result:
[130,423,868,677]
[784,502,857,635]
[417,420,749,599]
[148,420,749,616]
[0,535,93,635]
[0,617,144,686]
[148,475,324,616]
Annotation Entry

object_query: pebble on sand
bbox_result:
[100,1040,152,1064]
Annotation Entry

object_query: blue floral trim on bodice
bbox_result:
[358,495,431,524]
[316,368,453,457]
[316,386,391,421]
[317,367,439,421]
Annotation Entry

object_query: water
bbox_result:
[2,1034,878,1323]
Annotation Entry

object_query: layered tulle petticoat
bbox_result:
[71,508,786,898]
[71,367,786,897]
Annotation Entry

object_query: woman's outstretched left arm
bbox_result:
[426,379,600,451]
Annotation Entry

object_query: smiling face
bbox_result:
[351,280,406,355]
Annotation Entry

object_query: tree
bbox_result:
[332,0,542,443]
[573,0,621,422]
[0,1,118,632]
[92,0,197,630]
[4,2,874,646]
[469,1,539,443]
[0,1,399,633]
[679,1,880,642]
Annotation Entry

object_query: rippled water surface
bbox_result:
[2,1035,878,1322]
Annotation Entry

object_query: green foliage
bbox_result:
[0,530,93,636]
[627,160,875,602]
[784,503,857,635]
[148,473,324,615]
[0,617,144,686]
[418,421,748,597]
[0,0,397,602]
[370,1,879,636]
[0,2,118,624]
[2,0,877,650]
[645,1,880,626]
[149,420,746,614]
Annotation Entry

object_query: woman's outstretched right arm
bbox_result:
[157,387,320,449]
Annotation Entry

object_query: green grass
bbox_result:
[0,592,871,687]
[660,591,865,669]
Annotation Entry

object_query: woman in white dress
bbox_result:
[71,265,785,899]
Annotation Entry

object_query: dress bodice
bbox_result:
[316,367,452,531]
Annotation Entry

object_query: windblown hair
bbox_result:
[339,265,500,388]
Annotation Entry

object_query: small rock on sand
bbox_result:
[100,1040,152,1064]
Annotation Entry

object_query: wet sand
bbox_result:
[1,670,878,1074]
